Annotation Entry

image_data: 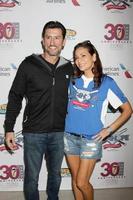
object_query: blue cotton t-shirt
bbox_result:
[65,75,128,137]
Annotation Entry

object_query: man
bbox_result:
[4,21,73,200]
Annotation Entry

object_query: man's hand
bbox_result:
[5,132,16,150]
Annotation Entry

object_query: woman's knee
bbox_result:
[76,179,93,191]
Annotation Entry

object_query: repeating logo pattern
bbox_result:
[103,128,129,149]
[0,0,21,8]
[0,63,17,77]
[0,0,132,190]
[100,162,124,177]
[0,165,23,181]
[0,131,23,153]
[0,22,20,40]
[99,0,133,10]
[104,23,129,41]
[45,0,80,6]
[103,64,132,78]
[0,104,7,114]
[71,0,80,6]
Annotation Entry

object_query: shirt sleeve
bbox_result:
[4,61,26,133]
[107,78,128,109]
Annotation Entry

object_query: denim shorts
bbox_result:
[64,132,102,159]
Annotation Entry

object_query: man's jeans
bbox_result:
[23,132,64,200]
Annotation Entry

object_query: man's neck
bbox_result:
[42,53,60,65]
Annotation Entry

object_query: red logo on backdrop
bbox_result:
[0,0,21,8]
[100,162,124,177]
[103,128,129,150]
[104,23,129,41]
[119,64,132,78]
[0,165,23,181]
[71,0,80,6]
[0,22,20,40]
[101,23,132,45]
[99,0,133,10]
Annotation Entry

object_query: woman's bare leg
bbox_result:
[65,155,84,200]
[76,159,96,200]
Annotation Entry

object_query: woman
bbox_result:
[64,40,133,200]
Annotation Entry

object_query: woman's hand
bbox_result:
[92,127,112,142]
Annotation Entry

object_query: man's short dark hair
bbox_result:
[42,21,66,39]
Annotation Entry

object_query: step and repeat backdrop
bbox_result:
[0,0,133,191]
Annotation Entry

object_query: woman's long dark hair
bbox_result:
[73,40,103,88]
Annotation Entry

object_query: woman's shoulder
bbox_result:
[102,74,115,83]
